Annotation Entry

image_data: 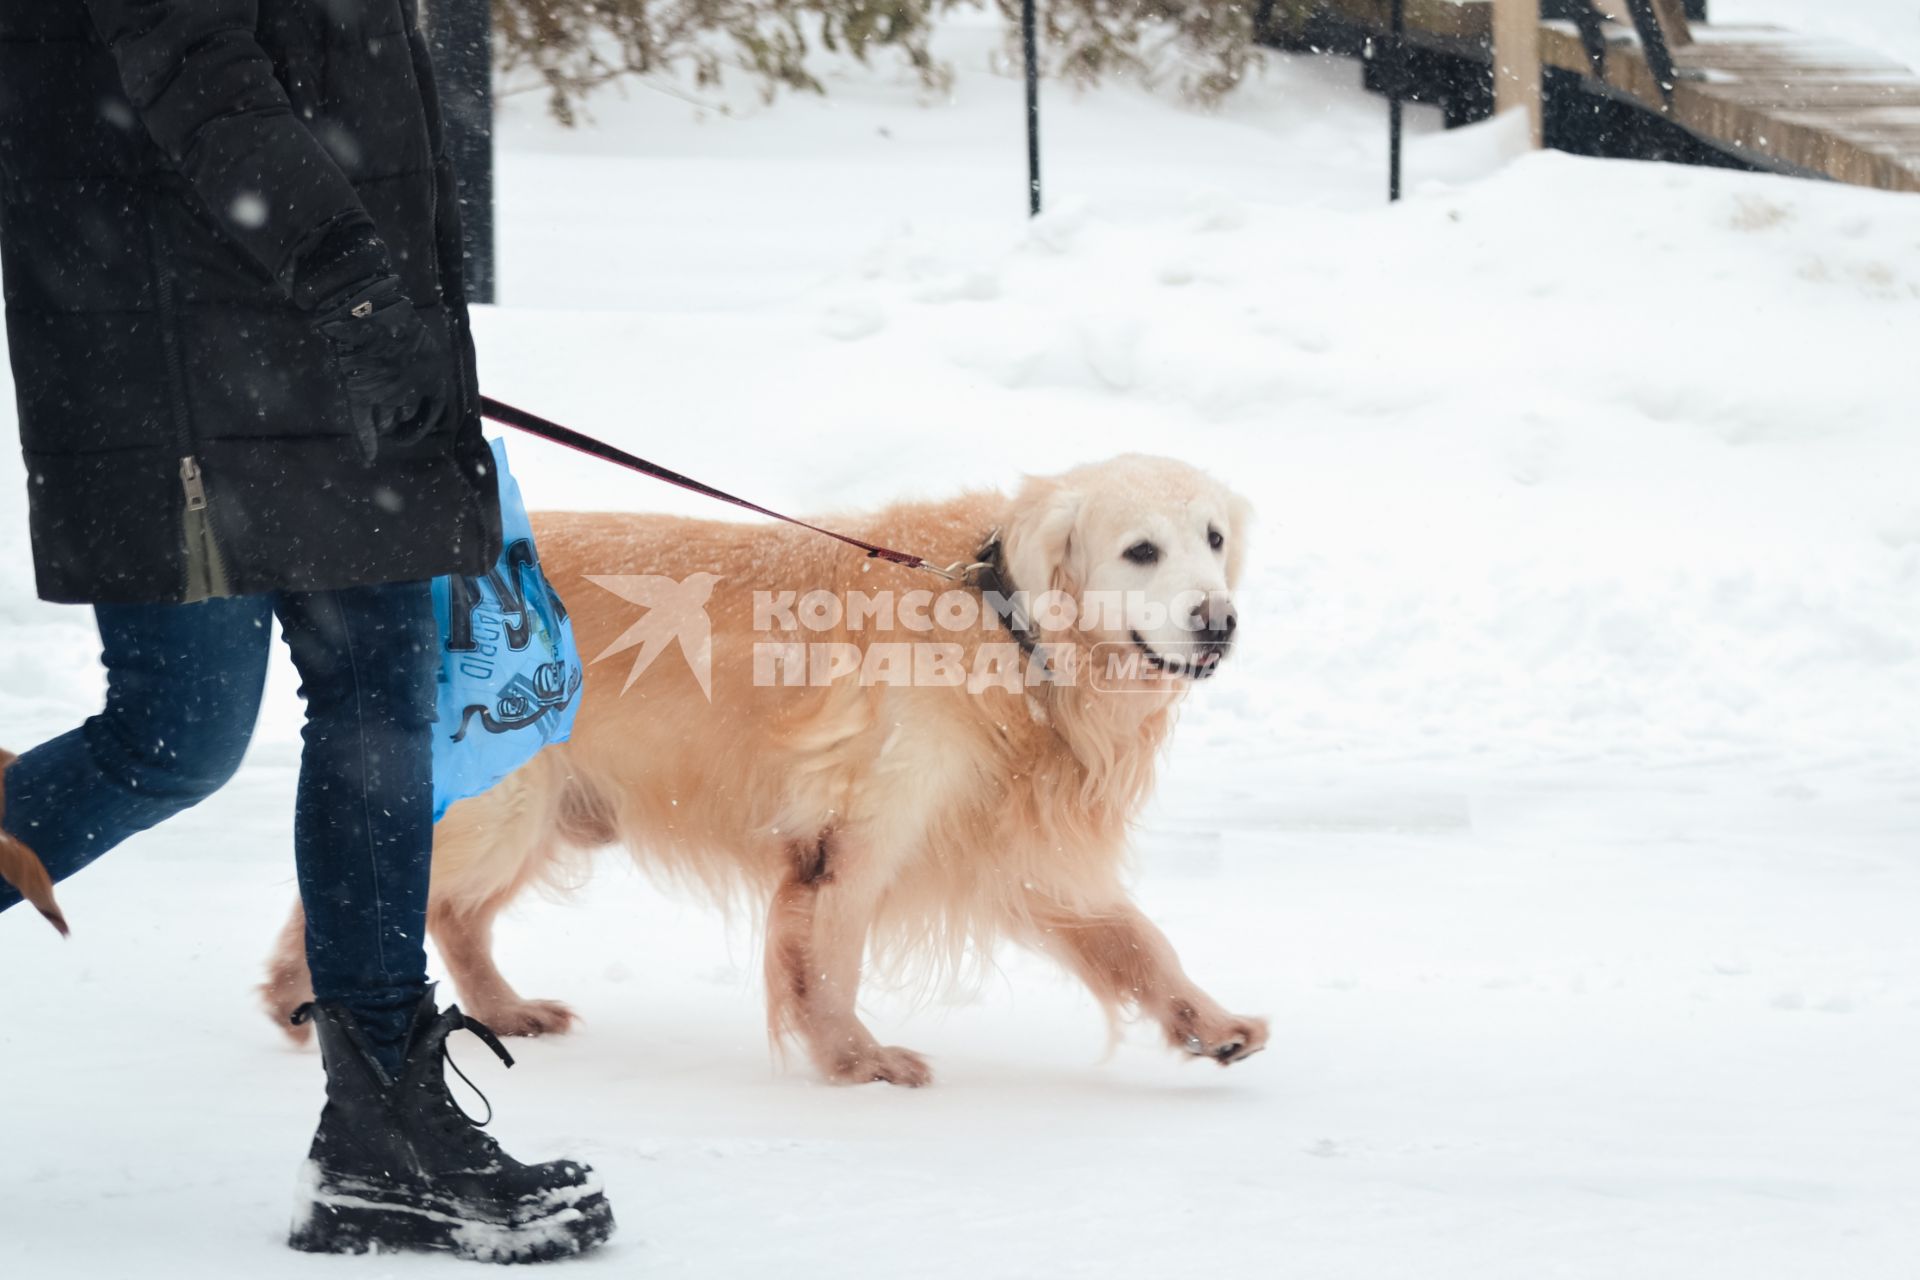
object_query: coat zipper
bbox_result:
[147,219,231,601]
[179,455,231,601]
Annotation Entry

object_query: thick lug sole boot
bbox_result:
[289,1159,615,1263]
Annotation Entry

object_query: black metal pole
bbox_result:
[1388,0,1404,202]
[427,0,495,304]
[1623,0,1679,101]
[1023,0,1041,217]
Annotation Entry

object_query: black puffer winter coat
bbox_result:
[0,0,501,605]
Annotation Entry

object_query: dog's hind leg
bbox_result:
[1025,897,1269,1067]
[260,753,584,1042]
[765,829,930,1087]
[258,888,576,1042]
[261,898,317,1044]
[423,757,585,1036]
[257,894,574,1040]
[429,895,576,1037]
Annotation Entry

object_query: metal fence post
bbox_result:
[1388,0,1404,201]
[426,0,496,304]
[1024,0,1041,216]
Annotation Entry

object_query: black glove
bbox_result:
[314,276,453,465]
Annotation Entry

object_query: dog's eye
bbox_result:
[1122,541,1159,566]
[1207,527,1224,552]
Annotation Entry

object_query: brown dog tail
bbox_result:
[0,834,68,937]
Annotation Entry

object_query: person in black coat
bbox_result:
[0,0,614,1260]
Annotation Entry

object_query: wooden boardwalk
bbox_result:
[1303,0,1920,193]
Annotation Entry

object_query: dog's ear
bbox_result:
[1004,479,1083,609]
[1222,486,1254,589]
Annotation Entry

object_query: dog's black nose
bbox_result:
[1191,603,1237,647]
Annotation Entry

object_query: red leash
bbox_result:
[480,396,962,580]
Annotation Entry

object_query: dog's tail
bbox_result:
[0,834,67,936]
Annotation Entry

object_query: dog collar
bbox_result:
[970,531,1039,656]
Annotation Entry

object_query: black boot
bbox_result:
[289,990,615,1263]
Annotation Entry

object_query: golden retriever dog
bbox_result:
[263,455,1267,1085]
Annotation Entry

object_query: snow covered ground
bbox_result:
[1718,0,1920,74]
[4,15,1918,1279]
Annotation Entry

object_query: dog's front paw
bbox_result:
[1170,1008,1269,1066]
[467,997,577,1038]
[825,1043,934,1088]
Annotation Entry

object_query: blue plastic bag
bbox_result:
[430,437,583,820]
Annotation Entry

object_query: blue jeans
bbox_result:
[0,582,438,1063]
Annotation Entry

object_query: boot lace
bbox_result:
[436,1009,516,1133]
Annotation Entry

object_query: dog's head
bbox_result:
[1001,455,1251,685]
